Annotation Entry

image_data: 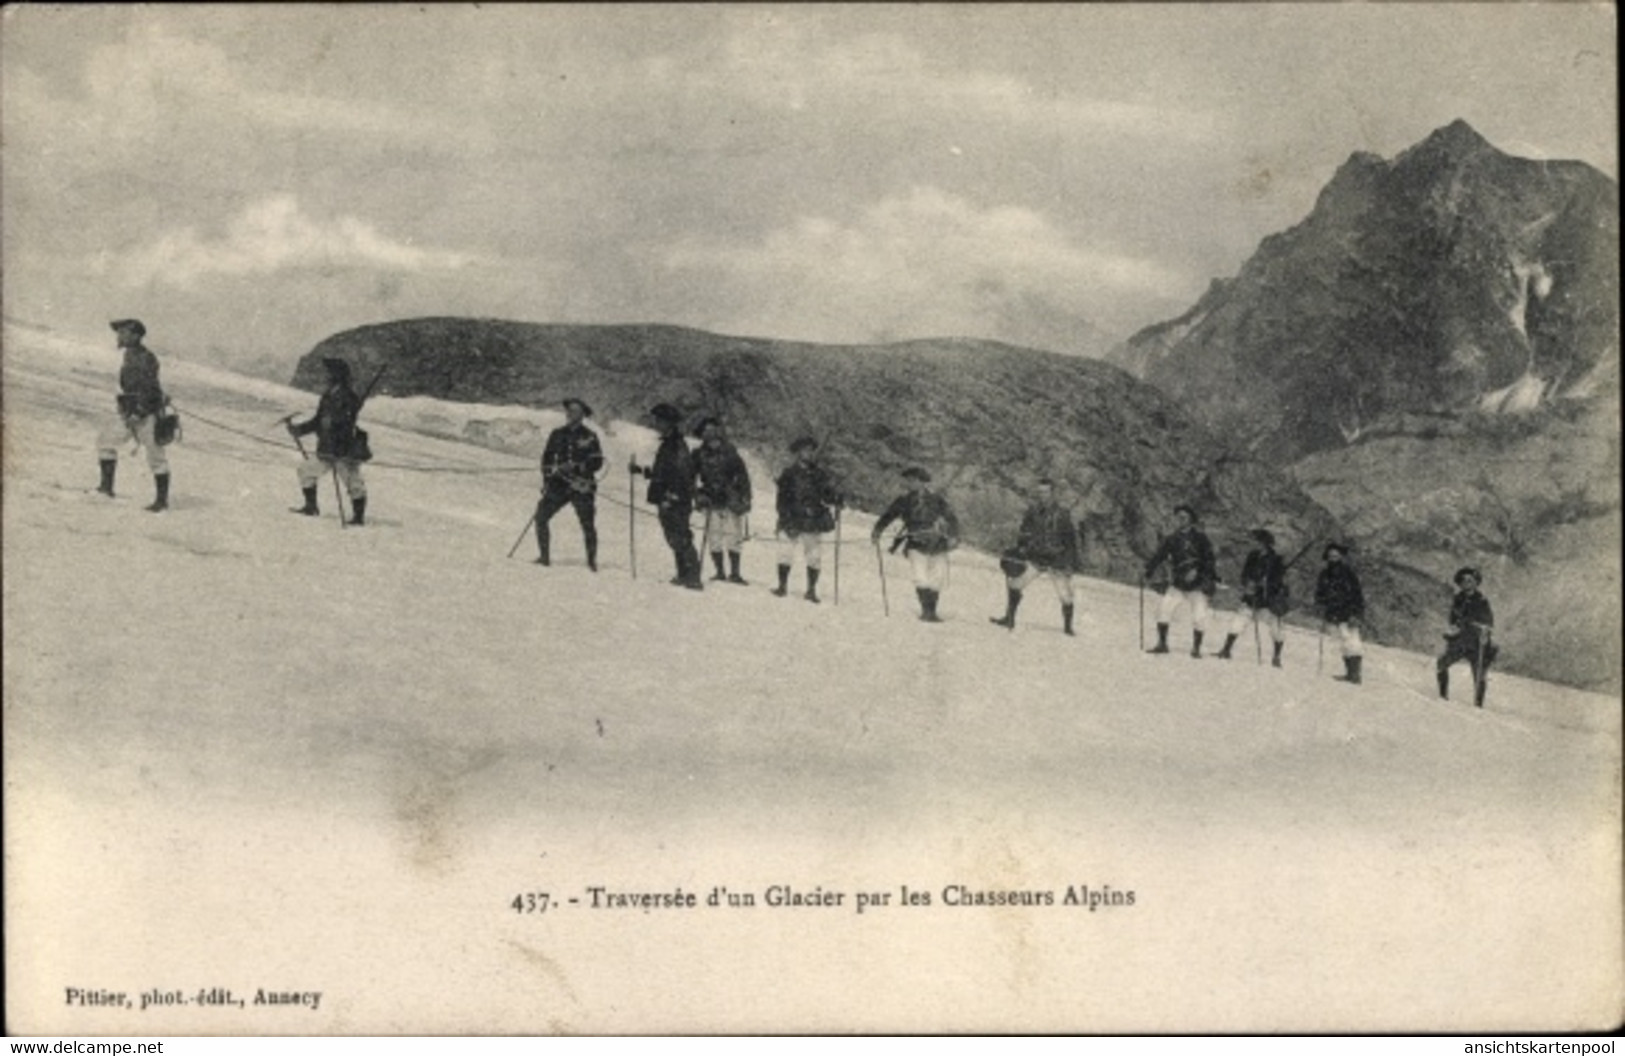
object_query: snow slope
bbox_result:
[4,320,1621,1034]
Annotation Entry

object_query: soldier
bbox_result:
[772,436,841,602]
[693,417,753,585]
[1314,543,1365,684]
[1437,567,1496,707]
[629,403,702,590]
[872,467,960,623]
[1216,529,1289,666]
[535,397,605,570]
[990,478,1082,635]
[95,318,173,511]
[287,357,370,524]
[1142,504,1217,657]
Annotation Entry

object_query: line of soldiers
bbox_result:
[554,401,960,616]
[89,329,1498,704]
[1140,505,1371,678]
[1136,506,1496,701]
[93,321,372,524]
[545,401,1498,703]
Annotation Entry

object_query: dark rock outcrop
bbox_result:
[1112,119,1619,465]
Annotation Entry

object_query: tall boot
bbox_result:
[1216,633,1237,659]
[1062,603,1075,637]
[1148,622,1170,654]
[1336,656,1362,685]
[97,459,117,497]
[584,530,598,572]
[535,520,551,565]
[805,567,821,603]
[349,496,366,526]
[772,564,791,597]
[710,550,728,581]
[989,588,1021,630]
[1190,630,1204,659]
[1271,640,1284,668]
[291,485,319,516]
[682,546,704,589]
[144,472,169,513]
[1473,672,1487,708]
[1436,668,1449,700]
[727,550,747,585]
[917,588,944,622]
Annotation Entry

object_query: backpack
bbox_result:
[154,400,181,445]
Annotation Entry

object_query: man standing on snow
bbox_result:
[95,318,174,512]
[535,397,605,570]
[693,416,753,585]
[630,403,702,590]
[1142,504,1217,657]
[1437,567,1496,707]
[872,467,960,623]
[1216,528,1289,666]
[990,477,1082,636]
[772,436,841,602]
[287,357,370,525]
[1314,542,1365,684]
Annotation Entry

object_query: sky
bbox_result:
[2,3,1616,375]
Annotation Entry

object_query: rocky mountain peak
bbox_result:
[1114,122,1618,461]
[1401,118,1495,165]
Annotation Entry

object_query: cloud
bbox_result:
[5,21,435,159]
[702,22,1218,145]
[661,186,1190,345]
[98,195,480,289]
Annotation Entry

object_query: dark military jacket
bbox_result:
[117,344,165,419]
[292,383,363,460]
[1315,562,1365,624]
[1240,549,1289,614]
[1145,527,1217,594]
[1015,500,1081,573]
[1447,590,1495,649]
[775,462,839,535]
[646,433,696,508]
[542,422,605,492]
[875,490,960,556]
[695,440,752,514]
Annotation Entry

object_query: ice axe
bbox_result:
[1473,622,1492,708]
[1137,574,1146,652]
[874,539,890,617]
[627,461,640,581]
[274,412,310,460]
[833,506,842,606]
[507,511,538,560]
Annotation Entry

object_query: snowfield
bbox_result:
[4,320,1620,1034]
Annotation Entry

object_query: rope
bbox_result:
[369,460,533,475]
[171,405,303,454]
[177,403,544,475]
